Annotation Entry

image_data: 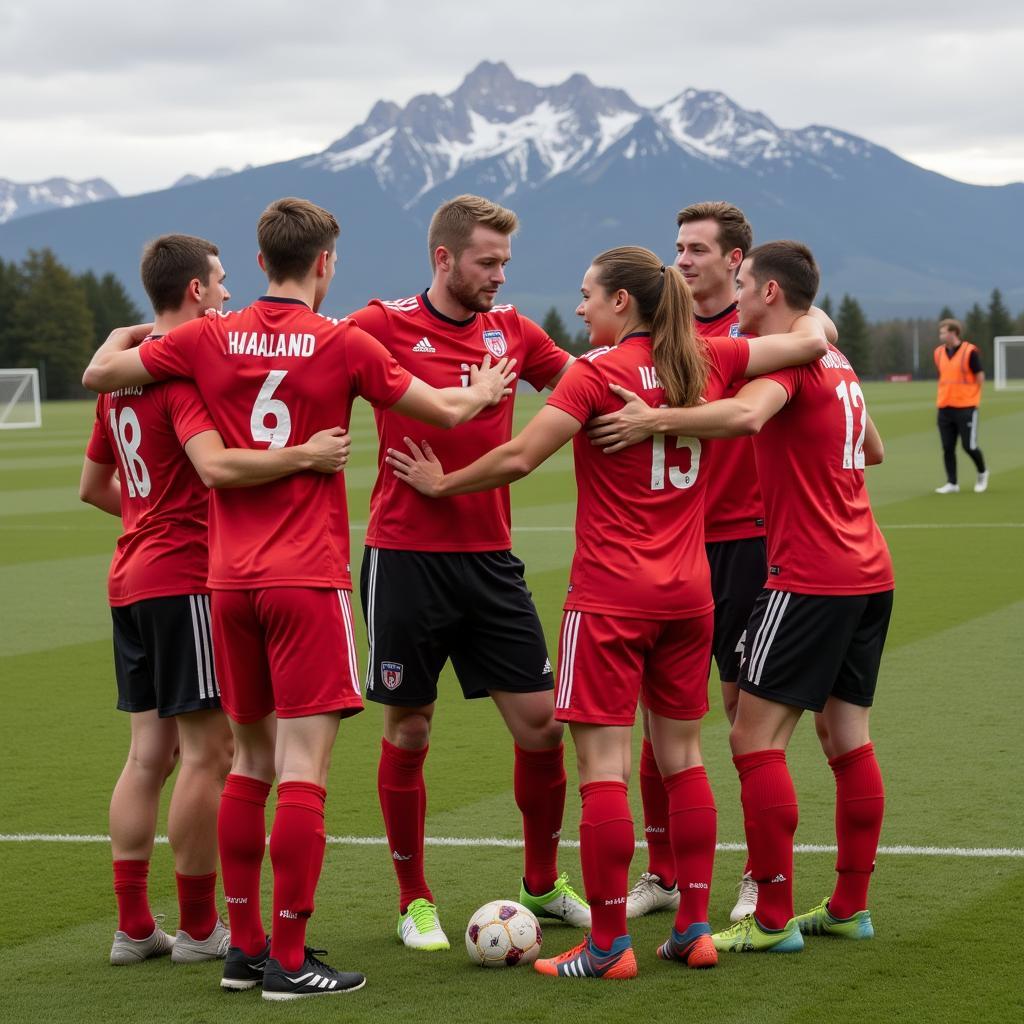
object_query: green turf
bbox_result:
[1,384,1022,1023]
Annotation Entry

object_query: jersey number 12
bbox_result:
[835,380,866,470]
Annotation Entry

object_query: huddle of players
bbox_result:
[80,193,893,995]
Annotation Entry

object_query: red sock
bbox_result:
[269,781,327,972]
[828,742,884,919]
[664,765,717,932]
[378,739,432,912]
[515,743,566,895]
[639,739,674,885]
[218,773,271,956]
[734,749,798,930]
[113,859,155,939]
[579,781,634,950]
[175,871,218,939]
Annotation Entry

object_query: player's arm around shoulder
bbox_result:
[743,313,828,378]
[82,323,156,392]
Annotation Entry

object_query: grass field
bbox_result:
[2,381,1022,1023]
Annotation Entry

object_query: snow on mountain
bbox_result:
[0,176,119,224]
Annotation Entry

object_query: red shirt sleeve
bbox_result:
[705,335,751,387]
[85,398,116,463]
[520,315,572,390]
[760,364,802,401]
[345,303,393,347]
[138,319,205,381]
[344,324,413,407]
[163,380,218,447]
[545,357,608,424]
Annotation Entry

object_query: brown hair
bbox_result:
[939,318,962,337]
[746,241,819,310]
[676,201,753,257]
[591,246,707,407]
[427,194,518,270]
[257,197,340,283]
[140,234,219,314]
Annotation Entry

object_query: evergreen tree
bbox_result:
[541,306,570,346]
[875,325,907,376]
[937,305,956,321]
[987,289,1013,340]
[836,294,871,375]
[963,302,988,355]
[0,258,23,366]
[80,270,143,349]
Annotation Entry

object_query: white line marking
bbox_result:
[1,833,1020,858]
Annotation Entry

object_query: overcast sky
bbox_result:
[3,0,1021,195]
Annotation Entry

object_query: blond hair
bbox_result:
[257,197,340,283]
[939,318,962,337]
[427,194,518,270]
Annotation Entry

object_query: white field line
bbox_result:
[1,833,1020,858]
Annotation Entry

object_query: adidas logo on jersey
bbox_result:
[412,337,436,353]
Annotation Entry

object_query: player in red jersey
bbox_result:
[589,241,892,954]
[386,246,828,977]
[83,198,515,999]
[80,234,351,968]
[347,195,587,950]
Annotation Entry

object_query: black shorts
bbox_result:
[360,548,554,707]
[112,594,222,717]
[738,589,893,712]
[706,536,767,683]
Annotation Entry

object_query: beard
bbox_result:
[447,263,496,313]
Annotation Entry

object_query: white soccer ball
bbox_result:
[465,900,542,967]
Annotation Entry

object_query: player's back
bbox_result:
[755,344,893,594]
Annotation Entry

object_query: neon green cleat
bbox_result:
[711,914,804,953]
[794,898,874,939]
[397,898,450,951]
[519,873,591,928]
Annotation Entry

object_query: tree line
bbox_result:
[0,249,142,399]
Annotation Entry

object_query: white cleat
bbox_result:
[934,482,960,494]
[974,471,989,493]
[625,872,680,919]
[730,872,759,922]
[397,898,450,951]
[110,917,175,965]
[172,918,231,963]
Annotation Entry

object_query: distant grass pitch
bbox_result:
[1,382,1022,1023]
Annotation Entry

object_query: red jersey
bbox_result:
[138,297,412,590]
[695,304,766,543]
[86,358,215,606]
[547,333,750,619]
[756,344,894,595]
[349,293,570,552]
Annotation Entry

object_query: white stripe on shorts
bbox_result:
[194,593,217,699]
[188,595,208,700]
[556,611,581,710]
[337,591,362,697]
[748,590,791,686]
[201,594,220,697]
[364,549,379,692]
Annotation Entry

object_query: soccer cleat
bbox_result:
[730,871,759,922]
[519,873,591,928]
[110,916,175,965]
[935,482,960,494]
[656,922,718,968]
[625,872,680,919]
[794,898,874,940]
[712,914,804,953]
[172,918,230,963]
[397,898,450,951]
[974,471,990,493]
[261,948,365,1001]
[534,934,637,979]
[221,938,270,990]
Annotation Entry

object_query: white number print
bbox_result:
[835,379,867,470]
[650,433,701,491]
[250,370,292,449]
[109,407,151,498]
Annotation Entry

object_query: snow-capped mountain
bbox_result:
[0,177,118,224]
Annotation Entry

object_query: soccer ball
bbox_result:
[465,900,542,967]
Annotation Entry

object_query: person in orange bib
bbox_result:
[934,318,988,494]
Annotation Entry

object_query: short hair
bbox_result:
[257,197,340,284]
[939,318,962,337]
[427,194,518,270]
[140,234,219,314]
[676,201,753,258]
[746,241,819,310]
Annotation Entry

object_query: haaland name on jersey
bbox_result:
[227,332,317,358]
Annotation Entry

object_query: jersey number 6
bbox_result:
[251,370,292,449]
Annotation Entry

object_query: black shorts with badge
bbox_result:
[739,588,893,712]
[706,536,767,683]
[112,594,222,717]
[360,548,554,706]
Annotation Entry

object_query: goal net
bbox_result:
[994,337,1024,391]
[0,369,42,429]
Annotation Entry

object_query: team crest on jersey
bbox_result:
[482,330,507,357]
[729,323,741,337]
[381,662,404,690]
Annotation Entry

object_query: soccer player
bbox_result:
[80,234,351,967]
[83,198,516,999]
[934,317,988,493]
[347,195,587,951]
[589,241,893,953]
[386,246,828,977]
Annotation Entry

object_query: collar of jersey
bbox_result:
[694,301,737,324]
[620,331,652,344]
[421,290,476,328]
[257,295,310,308]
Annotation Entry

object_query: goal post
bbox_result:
[0,368,42,429]
[994,337,1024,391]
